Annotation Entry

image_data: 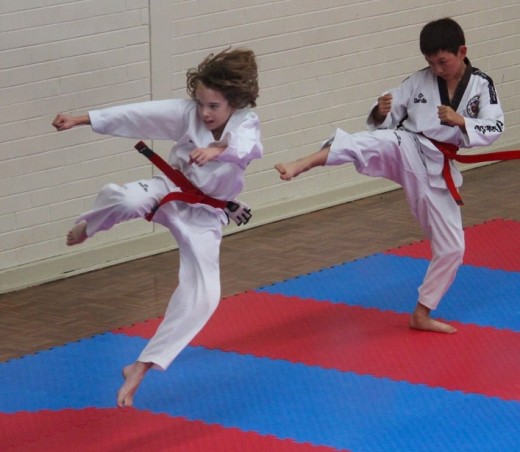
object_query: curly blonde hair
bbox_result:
[186,48,259,108]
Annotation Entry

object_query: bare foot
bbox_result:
[274,162,302,180]
[409,315,457,334]
[117,361,152,407]
[275,148,329,181]
[66,221,88,246]
[409,303,457,334]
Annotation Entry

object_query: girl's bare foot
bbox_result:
[117,361,152,407]
[66,221,88,246]
[409,303,457,334]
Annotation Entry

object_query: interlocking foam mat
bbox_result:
[2,219,519,451]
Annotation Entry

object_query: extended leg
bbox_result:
[117,206,223,406]
[275,147,329,180]
[275,129,412,184]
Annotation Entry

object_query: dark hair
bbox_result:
[419,17,465,56]
[186,48,259,108]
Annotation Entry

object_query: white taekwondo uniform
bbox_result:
[76,99,262,370]
[326,59,504,310]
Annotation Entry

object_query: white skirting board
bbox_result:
[2,153,513,295]
[1,177,398,294]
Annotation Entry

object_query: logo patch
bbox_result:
[466,96,480,118]
[414,93,427,104]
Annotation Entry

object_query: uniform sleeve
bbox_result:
[212,110,263,169]
[89,99,191,140]
[461,79,504,148]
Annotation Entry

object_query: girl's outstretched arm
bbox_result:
[52,113,91,131]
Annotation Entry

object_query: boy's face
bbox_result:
[425,46,467,82]
[194,82,235,137]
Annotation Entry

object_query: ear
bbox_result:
[458,45,467,59]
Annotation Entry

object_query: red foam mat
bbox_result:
[116,292,520,401]
[387,218,520,272]
[2,408,340,451]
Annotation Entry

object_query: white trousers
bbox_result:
[328,129,464,310]
[77,177,223,370]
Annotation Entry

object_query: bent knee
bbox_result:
[98,182,154,215]
[98,183,125,201]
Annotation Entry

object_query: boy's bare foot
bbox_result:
[275,147,329,181]
[409,303,457,334]
[275,161,303,180]
[117,361,152,407]
[66,221,88,246]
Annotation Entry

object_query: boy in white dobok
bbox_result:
[275,18,504,334]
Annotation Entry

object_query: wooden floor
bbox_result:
[2,160,520,363]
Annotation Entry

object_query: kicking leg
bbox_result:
[275,147,330,180]
[66,220,88,246]
[68,179,168,245]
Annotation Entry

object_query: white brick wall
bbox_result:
[2,0,519,292]
[1,0,152,286]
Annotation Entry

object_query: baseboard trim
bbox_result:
[2,177,398,294]
[3,152,513,294]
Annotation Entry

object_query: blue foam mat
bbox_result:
[1,333,519,451]
[258,254,520,331]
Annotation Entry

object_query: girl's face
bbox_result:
[194,83,235,139]
[425,46,467,83]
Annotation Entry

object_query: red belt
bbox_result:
[135,141,228,221]
[428,139,520,206]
